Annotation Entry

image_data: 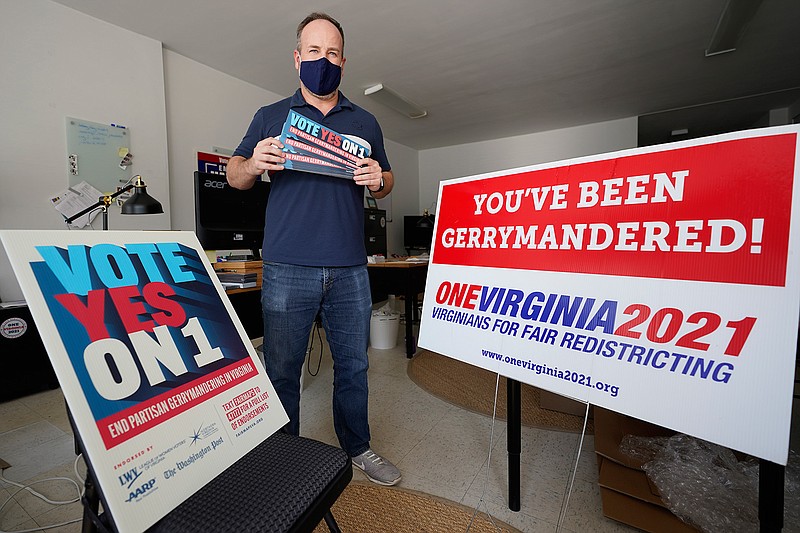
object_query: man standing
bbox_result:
[227,12,400,486]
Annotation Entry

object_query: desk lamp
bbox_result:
[416,209,434,229]
[64,175,163,230]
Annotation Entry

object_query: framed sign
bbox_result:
[419,125,800,465]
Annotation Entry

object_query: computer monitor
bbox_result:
[404,214,435,254]
[193,171,270,259]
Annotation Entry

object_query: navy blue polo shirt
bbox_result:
[233,90,391,267]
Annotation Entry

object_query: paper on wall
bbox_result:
[50,180,104,228]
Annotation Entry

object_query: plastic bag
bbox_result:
[619,433,799,533]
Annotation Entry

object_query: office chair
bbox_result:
[70,409,351,533]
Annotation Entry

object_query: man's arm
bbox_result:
[226,156,258,190]
[227,137,286,190]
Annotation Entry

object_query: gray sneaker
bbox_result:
[351,449,401,486]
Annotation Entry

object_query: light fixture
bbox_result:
[120,175,163,215]
[705,0,763,57]
[65,175,163,230]
[364,84,427,119]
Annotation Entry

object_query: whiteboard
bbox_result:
[66,117,132,192]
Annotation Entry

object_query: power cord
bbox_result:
[65,205,104,230]
[258,316,324,377]
[306,315,324,377]
[0,454,85,532]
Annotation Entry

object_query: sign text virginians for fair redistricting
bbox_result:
[418,126,800,465]
[0,231,288,533]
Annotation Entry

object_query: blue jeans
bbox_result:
[261,262,372,457]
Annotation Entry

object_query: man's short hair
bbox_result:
[296,12,344,52]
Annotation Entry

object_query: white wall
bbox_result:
[163,49,284,233]
[382,140,419,256]
[418,118,638,210]
[0,0,171,302]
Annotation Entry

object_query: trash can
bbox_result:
[370,311,400,349]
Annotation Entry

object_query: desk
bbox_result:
[226,261,430,357]
[367,261,429,358]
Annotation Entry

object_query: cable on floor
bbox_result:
[0,454,85,532]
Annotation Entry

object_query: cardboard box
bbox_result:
[538,389,590,417]
[594,407,675,469]
[599,484,697,533]
[594,407,699,532]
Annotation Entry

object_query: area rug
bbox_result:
[408,350,593,434]
[312,481,521,533]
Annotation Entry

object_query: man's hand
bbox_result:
[227,137,285,190]
[247,137,286,175]
[353,157,383,191]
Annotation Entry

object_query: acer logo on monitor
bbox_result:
[193,171,269,257]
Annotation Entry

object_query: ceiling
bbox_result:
[52,0,800,150]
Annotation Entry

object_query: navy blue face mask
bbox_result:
[299,56,342,97]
